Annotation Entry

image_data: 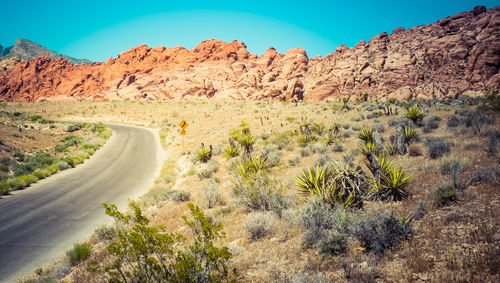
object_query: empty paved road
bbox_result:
[0,124,163,282]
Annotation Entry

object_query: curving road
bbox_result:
[0,124,163,282]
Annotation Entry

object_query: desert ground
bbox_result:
[1,94,499,282]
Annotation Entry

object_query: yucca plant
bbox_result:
[384,143,395,156]
[235,156,271,179]
[404,127,417,144]
[196,146,212,163]
[296,165,332,201]
[328,161,367,208]
[380,166,412,201]
[223,144,240,159]
[297,162,367,208]
[358,142,381,157]
[234,132,255,160]
[357,126,374,144]
[404,106,424,123]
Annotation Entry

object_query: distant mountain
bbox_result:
[0,38,91,65]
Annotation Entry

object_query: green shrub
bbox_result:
[33,169,50,179]
[8,176,28,190]
[318,233,348,258]
[65,123,83,133]
[434,183,457,206]
[66,242,92,265]
[0,182,10,195]
[101,202,235,282]
[244,211,276,241]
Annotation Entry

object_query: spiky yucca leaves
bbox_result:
[357,126,374,144]
[404,106,424,123]
[297,162,367,208]
[380,166,412,201]
[367,155,411,201]
[235,156,271,179]
[223,144,240,159]
[235,132,255,160]
[297,165,332,202]
[404,127,417,144]
[196,146,212,163]
[359,142,381,157]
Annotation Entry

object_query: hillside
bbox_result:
[0,6,498,102]
[0,38,91,66]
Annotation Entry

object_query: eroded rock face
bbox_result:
[0,6,499,102]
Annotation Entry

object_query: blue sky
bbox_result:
[1,1,497,62]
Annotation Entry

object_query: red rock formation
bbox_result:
[0,6,498,102]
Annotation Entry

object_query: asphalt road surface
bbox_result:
[0,124,163,282]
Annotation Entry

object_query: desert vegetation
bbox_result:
[10,91,500,282]
[0,107,111,195]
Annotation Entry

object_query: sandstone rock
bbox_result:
[0,7,499,102]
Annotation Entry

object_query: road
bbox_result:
[0,124,163,282]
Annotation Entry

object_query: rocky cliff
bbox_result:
[0,39,91,67]
[0,6,498,102]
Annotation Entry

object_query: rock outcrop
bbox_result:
[0,6,498,102]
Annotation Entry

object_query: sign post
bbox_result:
[179,120,189,149]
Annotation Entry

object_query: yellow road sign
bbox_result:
[181,129,186,135]
[179,120,188,129]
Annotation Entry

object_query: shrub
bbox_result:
[447,115,463,128]
[408,144,422,156]
[66,243,92,265]
[223,144,240,159]
[101,202,235,282]
[198,160,219,179]
[0,182,10,195]
[95,224,116,242]
[357,126,374,144]
[440,156,467,189]
[349,210,412,255]
[8,176,28,190]
[297,162,367,208]
[169,190,191,202]
[404,106,424,124]
[244,211,276,241]
[56,161,70,170]
[314,153,333,167]
[487,131,500,156]
[434,183,457,206]
[196,146,212,163]
[372,123,385,133]
[423,115,441,133]
[467,166,499,185]
[65,123,83,133]
[204,182,222,208]
[318,233,348,258]
[33,169,50,179]
[425,137,451,159]
[300,148,311,157]
[298,198,334,246]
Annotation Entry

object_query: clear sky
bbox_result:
[1,1,497,62]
